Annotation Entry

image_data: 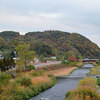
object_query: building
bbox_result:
[0,54,4,59]
[82,58,99,62]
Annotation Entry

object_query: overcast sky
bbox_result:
[0,0,100,47]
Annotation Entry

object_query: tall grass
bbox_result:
[89,67,100,75]
[97,76,100,85]
[66,86,100,100]
[65,77,100,100]
[0,69,56,100]
[0,73,11,88]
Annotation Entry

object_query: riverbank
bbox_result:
[0,63,79,100]
[65,77,100,100]
[88,63,100,75]
[0,72,56,100]
[65,63,100,100]
[37,63,83,76]
[45,67,77,76]
[31,63,89,100]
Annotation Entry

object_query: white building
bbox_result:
[0,54,4,59]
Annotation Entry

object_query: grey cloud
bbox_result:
[0,0,100,46]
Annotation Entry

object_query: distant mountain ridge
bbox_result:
[0,30,100,59]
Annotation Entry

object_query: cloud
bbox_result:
[0,0,100,47]
[86,34,100,47]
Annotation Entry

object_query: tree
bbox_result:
[39,55,44,62]
[0,58,15,72]
[10,50,16,58]
[15,43,36,70]
[30,42,53,57]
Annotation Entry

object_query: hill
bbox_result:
[25,30,100,58]
[0,30,100,59]
[0,31,20,40]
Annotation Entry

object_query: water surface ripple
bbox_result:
[30,63,94,100]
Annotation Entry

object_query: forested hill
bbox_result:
[0,31,20,41]
[0,30,100,59]
[25,30,100,58]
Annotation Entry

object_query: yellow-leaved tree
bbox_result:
[16,43,36,71]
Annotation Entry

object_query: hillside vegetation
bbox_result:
[0,30,100,59]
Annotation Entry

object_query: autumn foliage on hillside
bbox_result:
[0,30,100,59]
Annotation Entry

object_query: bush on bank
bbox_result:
[65,77,100,100]
[66,86,100,100]
[0,69,56,100]
[25,65,35,71]
[61,60,79,67]
[96,61,100,65]
[0,73,11,87]
[97,76,100,85]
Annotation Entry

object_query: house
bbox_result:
[68,57,79,62]
[0,54,4,59]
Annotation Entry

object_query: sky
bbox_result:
[0,0,100,47]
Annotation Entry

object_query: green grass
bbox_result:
[69,68,78,74]
[89,67,100,75]
[97,76,100,85]
[30,69,45,77]
[95,64,100,67]
[88,63,100,75]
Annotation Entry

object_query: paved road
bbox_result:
[34,61,61,68]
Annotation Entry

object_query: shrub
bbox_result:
[15,77,32,87]
[78,77,98,90]
[0,75,56,100]
[21,77,32,86]
[97,76,100,85]
[13,87,32,100]
[26,65,35,71]
[30,70,45,77]
[65,77,100,100]
[39,69,45,76]
[61,60,71,65]
[96,61,100,65]
[0,73,11,87]
[66,86,100,100]
[69,62,77,67]
[48,74,56,85]
[30,70,39,77]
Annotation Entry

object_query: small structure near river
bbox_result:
[82,58,99,62]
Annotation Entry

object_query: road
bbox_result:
[34,61,61,68]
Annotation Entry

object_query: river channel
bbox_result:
[30,63,94,100]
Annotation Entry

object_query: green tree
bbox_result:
[0,58,15,72]
[15,43,36,70]
[39,55,44,62]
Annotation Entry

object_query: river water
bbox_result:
[30,63,94,100]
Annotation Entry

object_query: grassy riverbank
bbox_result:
[65,77,100,100]
[0,63,80,100]
[88,62,100,75]
[39,62,83,76]
[65,62,100,100]
[0,69,56,100]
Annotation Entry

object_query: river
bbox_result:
[30,63,94,100]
